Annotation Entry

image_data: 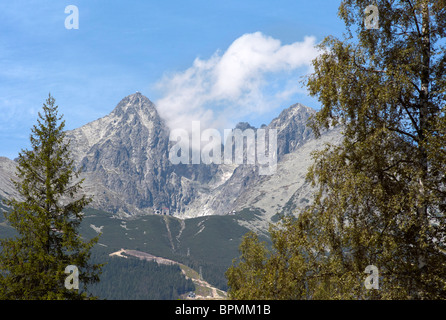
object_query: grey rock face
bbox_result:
[66,93,219,216]
[179,103,340,221]
[0,92,342,227]
[269,103,315,160]
[0,157,19,201]
[66,93,171,216]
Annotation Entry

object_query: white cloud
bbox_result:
[155,32,319,131]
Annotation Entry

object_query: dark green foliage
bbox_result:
[0,94,102,299]
[178,257,230,291]
[78,208,263,292]
[87,252,194,300]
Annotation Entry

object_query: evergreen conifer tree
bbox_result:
[0,94,102,299]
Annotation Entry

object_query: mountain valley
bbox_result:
[0,92,342,298]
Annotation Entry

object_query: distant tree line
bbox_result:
[87,252,195,300]
[173,256,230,292]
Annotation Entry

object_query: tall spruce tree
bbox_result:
[0,94,102,299]
[227,0,446,299]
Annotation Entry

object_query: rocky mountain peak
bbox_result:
[63,93,172,216]
[268,103,315,159]
[270,103,314,129]
[0,93,341,222]
[110,92,162,127]
[234,122,256,131]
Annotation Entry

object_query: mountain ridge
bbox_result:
[0,92,342,228]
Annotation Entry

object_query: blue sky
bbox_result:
[0,0,346,159]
